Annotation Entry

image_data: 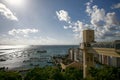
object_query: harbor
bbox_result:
[0,45,78,70]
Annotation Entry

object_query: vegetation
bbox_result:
[0,67,83,80]
[1,66,120,80]
[85,66,120,80]
[63,67,83,80]
[24,67,83,80]
[0,70,22,80]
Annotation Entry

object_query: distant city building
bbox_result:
[68,48,82,63]
[95,54,120,67]
[61,30,120,79]
[92,40,120,67]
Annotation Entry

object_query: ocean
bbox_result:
[0,45,78,70]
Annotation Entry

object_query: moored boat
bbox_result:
[37,50,47,53]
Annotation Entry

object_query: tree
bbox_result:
[24,66,65,80]
[64,67,83,80]
[24,67,47,80]
[0,71,22,80]
[88,66,120,80]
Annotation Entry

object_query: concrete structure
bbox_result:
[83,30,94,43]
[60,30,120,79]
[60,48,83,71]
[95,53,120,67]
[81,30,120,78]
[60,62,83,70]
[68,48,82,62]
[68,48,74,61]
[82,30,95,78]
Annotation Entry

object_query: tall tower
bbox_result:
[82,30,95,78]
[83,30,94,43]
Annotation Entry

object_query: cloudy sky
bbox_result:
[0,0,120,45]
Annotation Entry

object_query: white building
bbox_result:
[68,48,83,63]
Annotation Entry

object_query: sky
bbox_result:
[0,0,120,45]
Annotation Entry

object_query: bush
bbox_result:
[64,67,83,80]
[0,66,83,80]
[88,66,120,80]
[24,66,83,80]
[0,71,22,80]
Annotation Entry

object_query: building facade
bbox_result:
[68,48,83,63]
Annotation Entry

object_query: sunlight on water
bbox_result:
[0,45,29,49]
[0,45,29,69]
[0,45,78,70]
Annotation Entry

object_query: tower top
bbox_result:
[83,30,94,43]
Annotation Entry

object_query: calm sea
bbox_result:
[0,45,78,70]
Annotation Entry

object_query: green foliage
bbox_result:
[0,66,83,80]
[0,71,22,80]
[24,66,65,80]
[87,66,120,80]
[24,67,47,80]
[1,66,120,80]
[64,67,83,80]
[24,66,83,80]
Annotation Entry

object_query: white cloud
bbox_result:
[86,2,120,39]
[90,0,93,3]
[90,5,105,27]
[85,2,92,15]
[56,9,92,42]
[85,0,94,16]
[105,12,120,26]
[0,3,18,21]
[71,21,92,41]
[56,0,120,42]
[56,10,71,23]
[8,28,38,37]
[0,34,75,45]
[112,3,120,9]
[63,26,68,29]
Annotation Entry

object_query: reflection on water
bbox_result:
[0,45,28,50]
[0,45,29,70]
[0,45,78,70]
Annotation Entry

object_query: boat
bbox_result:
[23,60,31,63]
[47,59,53,63]
[0,59,6,62]
[30,63,33,66]
[37,50,47,53]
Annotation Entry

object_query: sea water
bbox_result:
[0,45,78,70]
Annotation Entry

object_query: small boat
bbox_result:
[0,59,6,62]
[23,60,31,63]
[37,50,47,53]
[35,64,39,66]
[30,63,33,66]
[47,59,53,63]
